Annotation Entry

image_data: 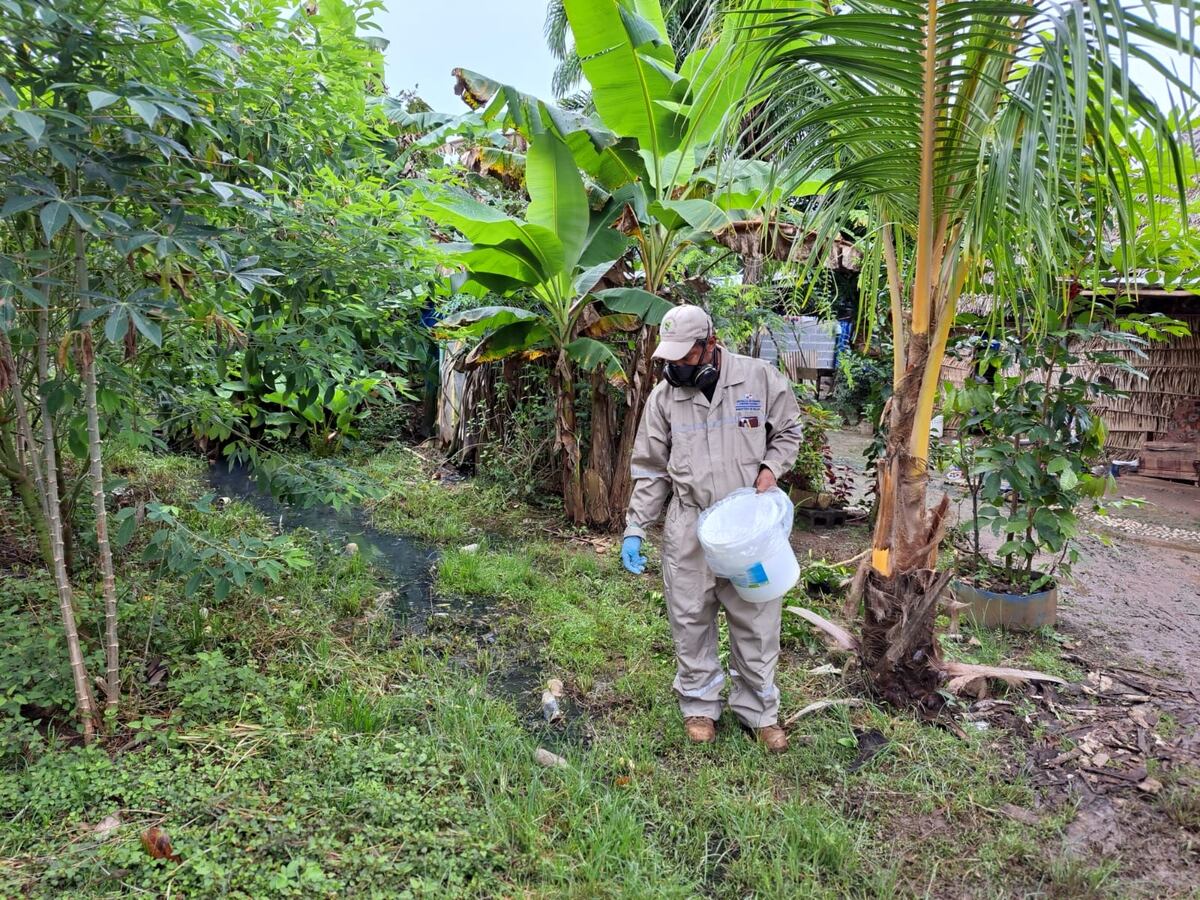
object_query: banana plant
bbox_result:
[450,0,814,526]
[416,127,670,523]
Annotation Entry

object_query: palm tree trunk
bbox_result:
[36,301,95,742]
[74,222,119,716]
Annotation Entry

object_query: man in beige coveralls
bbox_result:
[620,305,802,751]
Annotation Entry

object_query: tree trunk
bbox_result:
[553,352,585,523]
[36,305,96,742]
[860,297,956,709]
[0,418,53,566]
[607,324,656,531]
[55,447,76,573]
[75,222,120,716]
[582,371,616,527]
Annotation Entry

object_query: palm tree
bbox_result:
[746,1,1197,706]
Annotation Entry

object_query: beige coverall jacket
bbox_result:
[625,351,802,727]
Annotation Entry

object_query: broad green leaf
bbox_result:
[595,287,672,325]
[129,308,162,347]
[126,98,158,127]
[562,0,682,156]
[466,321,553,365]
[114,509,138,548]
[579,198,631,268]
[104,306,129,343]
[175,24,204,55]
[437,240,544,289]
[1,194,46,217]
[11,110,45,142]
[566,336,627,384]
[1057,466,1079,491]
[526,130,589,271]
[39,200,69,242]
[574,260,617,297]
[433,305,539,341]
[415,188,565,280]
[650,198,730,234]
[87,90,120,111]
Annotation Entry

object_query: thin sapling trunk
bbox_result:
[75,220,120,716]
[36,300,96,742]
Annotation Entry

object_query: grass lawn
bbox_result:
[0,446,1151,897]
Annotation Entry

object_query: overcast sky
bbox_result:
[375,1,1195,116]
[376,2,556,113]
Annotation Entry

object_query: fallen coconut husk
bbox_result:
[785,606,860,653]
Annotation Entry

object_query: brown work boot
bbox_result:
[684,716,717,744]
[756,724,788,753]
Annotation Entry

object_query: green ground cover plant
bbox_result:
[0,446,1133,897]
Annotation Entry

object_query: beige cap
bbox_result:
[653,305,713,361]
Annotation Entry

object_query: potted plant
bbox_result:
[781,402,853,509]
[940,307,1171,629]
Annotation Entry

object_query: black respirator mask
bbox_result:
[664,338,719,391]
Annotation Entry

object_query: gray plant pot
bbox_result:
[950,577,1058,631]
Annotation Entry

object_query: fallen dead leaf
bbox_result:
[93,813,122,839]
[807,663,841,676]
[1137,777,1163,795]
[783,697,864,727]
[785,606,859,653]
[140,826,181,862]
[941,661,1067,689]
[1000,803,1042,827]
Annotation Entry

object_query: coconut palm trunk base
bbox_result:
[860,568,954,711]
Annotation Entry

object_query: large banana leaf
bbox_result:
[694,161,833,212]
[526,130,589,273]
[434,241,544,290]
[432,305,539,341]
[465,320,554,365]
[648,198,732,233]
[579,196,631,269]
[562,0,683,159]
[565,336,627,385]
[414,188,566,281]
[594,287,672,325]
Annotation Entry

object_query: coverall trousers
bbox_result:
[662,499,782,728]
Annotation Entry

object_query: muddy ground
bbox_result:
[826,428,1200,895]
[827,429,1200,688]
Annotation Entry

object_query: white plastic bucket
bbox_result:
[697,488,800,603]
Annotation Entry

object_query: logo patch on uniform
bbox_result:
[735,393,763,413]
[738,416,760,429]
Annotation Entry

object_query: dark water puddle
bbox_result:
[208,462,452,632]
[207,462,588,742]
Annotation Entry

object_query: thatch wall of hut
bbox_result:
[938,311,1200,457]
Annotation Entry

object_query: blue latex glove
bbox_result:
[621,536,647,574]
